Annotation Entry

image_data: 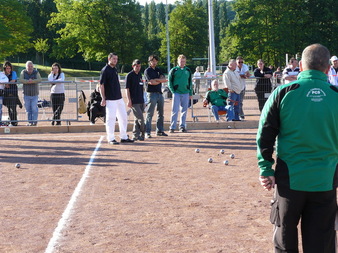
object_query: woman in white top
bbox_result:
[0,70,9,126]
[48,63,65,125]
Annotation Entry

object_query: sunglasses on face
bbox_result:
[238,61,243,63]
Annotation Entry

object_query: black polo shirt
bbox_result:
[100,64,122,100]
[125,70,144,104]
[144,66,163,93]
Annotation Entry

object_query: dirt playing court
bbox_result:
[0,128,278,253]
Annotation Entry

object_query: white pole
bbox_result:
[208,0,216,78]
[286,53,288,67]
[166,0,170,74]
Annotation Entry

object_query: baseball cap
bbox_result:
[132,59,141,66]
[330,56,338,63]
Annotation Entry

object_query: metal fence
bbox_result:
[1,80,79,126]
[188,76,281,122]
[0,75,282,126]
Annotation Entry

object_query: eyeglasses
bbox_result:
[238,61,244,63]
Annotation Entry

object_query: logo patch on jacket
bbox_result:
[306,88,326,102]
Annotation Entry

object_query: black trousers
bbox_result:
[90,105,105,123]
[254,82,271,112]
[3,96,18,125]
[51,93,65,123]
[272,185,336,253]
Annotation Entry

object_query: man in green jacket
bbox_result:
[168,54,192,133]
[203,80,233,122]
[256,43,338,252]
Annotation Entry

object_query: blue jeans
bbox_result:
[24,95,39,124]
[211,105,233,121]
[145,92,164,134]
[227,92,241,121]
[239,88,245,117]
[170,93,189,130]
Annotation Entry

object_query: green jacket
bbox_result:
[256,70,338,191]
[206,89,228,106]
[168,66,192,96]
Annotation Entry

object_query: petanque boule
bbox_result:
[208,158,213,163]
[15,163,21,169]
[230,154,235,159]
[223,160,229,165]
[195,148,200,153]
[220,149,225,154]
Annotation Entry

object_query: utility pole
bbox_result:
[208,0,216,78]
[166,0,171,74]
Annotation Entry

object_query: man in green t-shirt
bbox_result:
[168,54,192,133]
[203,80,233,122]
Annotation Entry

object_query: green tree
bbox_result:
[49,0,145,65]
[157,3,166,26]
[220,0,304,66]
[34,38,50,66]
[160,0,208,65]
[0,0,33,59]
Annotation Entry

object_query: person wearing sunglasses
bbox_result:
[235,56,250,120]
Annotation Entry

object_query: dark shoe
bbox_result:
[233,119,241,121]
[179,127,187,133]
[109,140,120,145]
[121,138,134,143]
[145,133,152,139]
[169,129,175,133]
[157,131,168,136]
[51,121,55,126]
[138,136,145,141]
[56,121,61,125]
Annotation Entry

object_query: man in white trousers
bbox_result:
[100,52,134,144]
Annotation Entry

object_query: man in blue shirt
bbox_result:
[100,52,134,145]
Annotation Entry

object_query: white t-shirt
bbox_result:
[328,66,338,86]
[0,72,9,90]
[236,63,249,88]
[48,72,65,94]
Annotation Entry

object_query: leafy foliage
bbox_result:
[220,0,338,67]
[49,0,145,64]
[159,0,208,65]
[0,0,33,59]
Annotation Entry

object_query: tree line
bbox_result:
[1,0,337,72]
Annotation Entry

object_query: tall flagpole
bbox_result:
[166,0,170,74]
[208,0,216,78]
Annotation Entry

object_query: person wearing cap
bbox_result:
[100,52,134,145]
[143,55,168,139]
[282,58,300,84]
[125,59,146,141]
[328,55,338,86]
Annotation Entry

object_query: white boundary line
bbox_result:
[45,135,104,253]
